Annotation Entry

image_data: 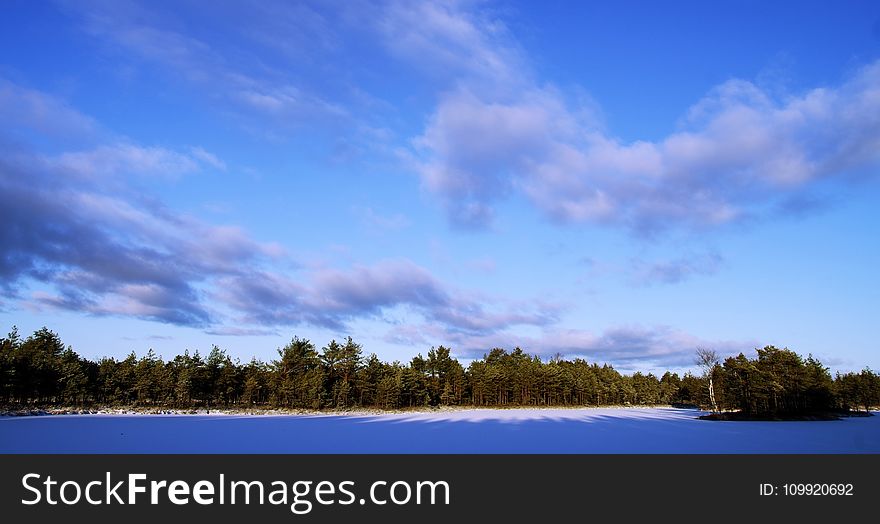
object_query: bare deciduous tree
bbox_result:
[696,347,720,413]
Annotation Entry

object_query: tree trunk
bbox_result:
[708,376,718,413]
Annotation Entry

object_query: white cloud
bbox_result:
[384,322,754,370]
[189,147,227,171]
[52,143,213,179]
[0,79,99,141]
[67,0,351,131]
[631,251,723,286]
[398,2,880,231]
[378,0,524,87]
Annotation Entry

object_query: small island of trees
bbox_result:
[1,326,877,419]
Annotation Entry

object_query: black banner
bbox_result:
[0,455,876,522]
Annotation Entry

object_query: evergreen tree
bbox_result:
[321,337,363,408]
[1,324,876,416]
[274,337,323,409]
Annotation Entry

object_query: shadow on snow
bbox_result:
[1,408,877,454]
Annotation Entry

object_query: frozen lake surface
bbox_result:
[1,407,878,453]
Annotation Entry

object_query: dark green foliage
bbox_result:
[321,337,362,408]
[659,372,682,404]
[718,347,842,416]
[274,337,324,409]
[241,358,270,405]
[1,326,877,414]
[835,368,880,413]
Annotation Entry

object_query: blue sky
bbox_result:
[1,0,878,374]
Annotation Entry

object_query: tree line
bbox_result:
[1,326,877,415]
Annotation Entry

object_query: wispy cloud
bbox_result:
[631,251,724,286]
[52,143,219,180]
[396,2,880,232]
[1,152,275,326]
[189,147,227,171]
[1,80,560,338]
[353,206,411,232]
[56,1,880,233]
[5,1,869,369]
[204,327,280,337]
[0,79,100,142]
[216,259,561,335]
[63,0,353,132]
[0,80,274,327]
[377,0,525,88]
[385,323,753,369]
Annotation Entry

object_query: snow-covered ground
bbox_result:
[1,407,877,453]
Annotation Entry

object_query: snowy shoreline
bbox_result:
[0,404,690,418]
